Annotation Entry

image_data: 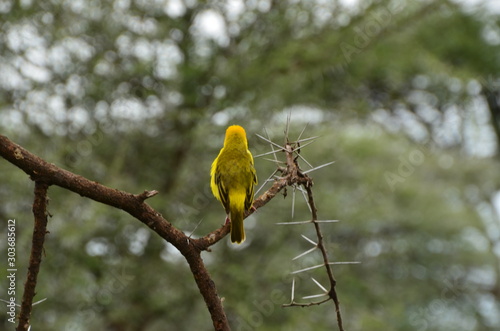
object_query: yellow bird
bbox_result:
[210,125,257,243]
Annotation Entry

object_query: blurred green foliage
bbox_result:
[2,0,500,330]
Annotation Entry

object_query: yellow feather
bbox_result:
[210,125,257,244]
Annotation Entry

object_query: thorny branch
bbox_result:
[302,183,344,330]
[256,125,347,331]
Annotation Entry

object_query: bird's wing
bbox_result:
[215,170,229,209]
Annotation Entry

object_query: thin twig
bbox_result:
[304,183,344,331]
[17,181,50,331]
[258,127,345,331]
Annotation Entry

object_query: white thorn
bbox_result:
[254,149,283,158]
[295,152,314,169]
[262,158,285,164]
[302,293,328,300]
[298,188,312,212]
[301,234,317,246]
[285,112,292,141]
[328,261,361,265]
[296,124,310,142]
[264,127,279,163]
[255,133,283,149]
[296,135,319,144]
[291,263,324,274]
[275,220,313,225]
[33,298,47,306]
[292,261,361,274]
[311,277,328,292]
[255,169,279,195]
[302,161,336,174]
[292,246,317,260]
[294,139,317,151]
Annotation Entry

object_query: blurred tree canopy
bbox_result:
[2,0,500,330]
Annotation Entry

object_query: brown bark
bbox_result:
[0,135,230,330]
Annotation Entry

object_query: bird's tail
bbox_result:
[230,193,246,244]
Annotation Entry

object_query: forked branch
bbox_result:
[0,127,345,331]
[0,135,230,330]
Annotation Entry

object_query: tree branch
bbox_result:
[16,181,49,331]
[0,134,230,331]
[304,183,344,331]
[0,131,337,330]
[192,174,289,250]
[269,136,345,331]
